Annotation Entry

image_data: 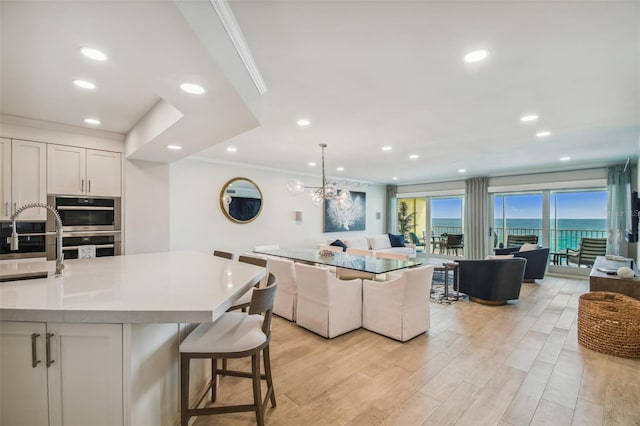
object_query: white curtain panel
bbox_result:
[386,184,398,233]
[607,164,631,256]
[464,177,490,260]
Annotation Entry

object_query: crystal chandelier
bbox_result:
[287,144,353,209]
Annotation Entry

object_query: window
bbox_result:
[550,190,607,252]
[493,193,543,247]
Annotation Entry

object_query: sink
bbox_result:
[0,261,51,282]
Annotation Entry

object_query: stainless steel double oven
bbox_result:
[46,196,121,260]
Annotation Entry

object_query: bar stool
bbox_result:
[213,250,234,260]
[180,274,277,426]
[228,255,268,312]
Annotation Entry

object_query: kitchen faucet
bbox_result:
[10,203,65,277]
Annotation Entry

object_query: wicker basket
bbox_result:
[578,292,640,359]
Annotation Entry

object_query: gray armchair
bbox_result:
[494,246,550,282]
[455,258,526,304]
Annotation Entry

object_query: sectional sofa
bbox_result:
[323,234,417,258]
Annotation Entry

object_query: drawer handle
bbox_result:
[81,179,85,193]
[31,333,41,368]
[46,333,55,367]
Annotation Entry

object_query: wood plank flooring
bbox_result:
[194,275,640,426]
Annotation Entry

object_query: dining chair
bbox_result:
[295,263,362,338]
[253,244,280,252]
[375,251,409,261]
[346,247,372,256]
[438,233,448,254]
[267,257,298,321]
[362,265,434,341]
[180,275,277,426]
[213,250,234,260]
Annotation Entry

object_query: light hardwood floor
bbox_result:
[194,275,640,426]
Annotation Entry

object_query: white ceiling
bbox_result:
[1,1,639,185]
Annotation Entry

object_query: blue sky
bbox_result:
[429,191,608,219]
[495,191,607,219]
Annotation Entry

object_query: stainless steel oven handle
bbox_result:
[62,244,114,251]
[57,206,114,211]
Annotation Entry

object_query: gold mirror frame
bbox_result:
[219,177,263,224]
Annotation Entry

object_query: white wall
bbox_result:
[169,158,386,254]
[123,160,170,254]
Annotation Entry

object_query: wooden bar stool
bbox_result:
[180,274,277,426]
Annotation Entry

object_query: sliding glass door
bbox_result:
[493,193,543,247]
[550,190,607,252]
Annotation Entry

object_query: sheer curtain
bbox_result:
[464,177,489,260]
[607,164,631,256]
[386,185,398,233]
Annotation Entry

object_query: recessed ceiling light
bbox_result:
[392,177,398,181]
[382,146,393,151]
[80,47,107,61]
[458,169,467,173]
[180,83,206,95]
[560,156,571,162]
[226,147,237,152]
[73,79,96,90]
[536,131,552,138]
[336,166,344,172]
[409,154,419,160]
[308,162,316,167]
[167,145,182,150]
[464,49,489,63]
[83,118,101,125]
[296,119,311,126]
[520,114,539,122]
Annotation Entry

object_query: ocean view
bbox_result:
[430,218,607,251]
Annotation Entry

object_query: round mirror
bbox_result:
[220,177,263,224]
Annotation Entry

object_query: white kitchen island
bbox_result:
[0,251,266,426]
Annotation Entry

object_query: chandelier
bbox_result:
[287,144,353,209]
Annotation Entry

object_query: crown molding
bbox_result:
[209,0,267,95]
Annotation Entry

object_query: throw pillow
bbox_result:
[519,243,538,252]
[485,254,515,259]
[368,234,392,250]
[388,233,405,247]
[343,237,369,250]
[329,239,347,252]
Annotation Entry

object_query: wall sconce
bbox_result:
[294,210,304,222]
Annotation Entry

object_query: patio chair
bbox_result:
[409,232,425,251]
[567,238,607,267]
[446,234,464,255]
[506,234,539,247]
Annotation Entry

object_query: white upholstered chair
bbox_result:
[267,257,297,321]
[295,263,362,338]
[362,265,434,341]
[253,244,280,251]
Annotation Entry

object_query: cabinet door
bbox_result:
[0,138,11,220]
[47,323,123,426]
[12,140,47,220]
[86,150,121,196]
[47,144,86,195]
[0,321,49,426]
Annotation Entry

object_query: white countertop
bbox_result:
[0,251,266,324]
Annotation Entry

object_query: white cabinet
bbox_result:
[0,138,48,220]
[47,144,121,197]
[0,321,123,426]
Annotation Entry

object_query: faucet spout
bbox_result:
[10,203,65,278]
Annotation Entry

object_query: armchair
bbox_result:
[567,238,607,267]
[494,246,550,282]
[456,258,526,304]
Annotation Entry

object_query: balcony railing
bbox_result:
[494,227,606,252]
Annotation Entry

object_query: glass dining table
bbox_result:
[252,247,424,280]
